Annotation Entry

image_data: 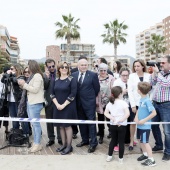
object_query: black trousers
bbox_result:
[97,106,110,137]
[45,103,61,141]
[77,104,98,147]
[0,99,9,128]
[124,116,130,144]
[108,125,126,159]
[72,125,79,134]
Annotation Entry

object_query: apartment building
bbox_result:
[60,42,95,69]
[136,16,170,61]
[0,25,20,64]
[46,45,60,65]
[163,16,170,55]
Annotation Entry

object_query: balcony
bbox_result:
[151,55,156,60]
[0,28,10,41]
[145,32,150,38]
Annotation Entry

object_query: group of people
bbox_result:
[0,55,170,166]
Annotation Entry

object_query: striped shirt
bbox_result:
[150,71,170,102]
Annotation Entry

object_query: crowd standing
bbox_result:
[0,55,170,166]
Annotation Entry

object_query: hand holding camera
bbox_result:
[18,79,25,86]
[152,64,159,73]
[146,61,160,74]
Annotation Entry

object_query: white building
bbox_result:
[0,25,20,64]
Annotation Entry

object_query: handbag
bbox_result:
[17,74,34,118]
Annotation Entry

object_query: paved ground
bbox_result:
[0,153,170,170]
[0,110,169,169]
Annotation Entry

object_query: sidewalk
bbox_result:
[0,153,169,170]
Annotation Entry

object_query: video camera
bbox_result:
[146,61,161,71]
[146,61,160,67]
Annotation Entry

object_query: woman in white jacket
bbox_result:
[128,59,150,150]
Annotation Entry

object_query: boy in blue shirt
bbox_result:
[134,82,157,167]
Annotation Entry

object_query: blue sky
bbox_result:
[0,0,169,59]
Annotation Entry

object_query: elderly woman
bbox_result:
[128,59,150,151]
[96,63,114,144]
[18,60,44,153]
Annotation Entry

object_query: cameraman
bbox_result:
[1,64,22,130]
[150,55,170,161]
[0,67,10,136]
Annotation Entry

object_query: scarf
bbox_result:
[17,74,34,118]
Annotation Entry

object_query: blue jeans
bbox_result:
[8,102,20,129]
[152,101,170,155]
[27,103,43,144]
[9,102,30,134]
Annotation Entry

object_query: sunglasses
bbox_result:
[121,74,129,77]
[24,71,29,74]
[48,65,55,69]
[60,66,69,69]
[100,70,107,72]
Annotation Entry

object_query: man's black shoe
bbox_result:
[58,140,63,145]
[107,133,111,139]
[152,146,163,151]
[72,134,77,139]
[76,141,89,147]
[98,137,103,144]
[88,146,96,153]
[46,140,55,147]
[162,153,170,161]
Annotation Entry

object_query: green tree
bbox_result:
[101,19,128,60]
[0,48,9,73]
[39,63,45,73]
[55,13,80,62]
[147,34,167,61]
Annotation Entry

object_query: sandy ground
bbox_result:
[0,153,170,170]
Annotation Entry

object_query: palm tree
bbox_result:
[55,13,80,62]
[147,34,167,61]
[101,19,128,60]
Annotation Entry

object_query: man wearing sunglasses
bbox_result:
[150,55,170,162]
[44,59,61,147]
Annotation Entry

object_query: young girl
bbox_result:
[104,86,130,164]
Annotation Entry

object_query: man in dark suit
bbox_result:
[72,58,100,153]
[44,59,61,146]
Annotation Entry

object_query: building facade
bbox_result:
[136,16,170,61]
[163,16,170,55]
[60,43,95,68]
[0,25,20,64]
[46,45,60,65]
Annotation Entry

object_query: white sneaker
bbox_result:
[106,156,113,162]
[30,144,42,153]
[119,158,123,164]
